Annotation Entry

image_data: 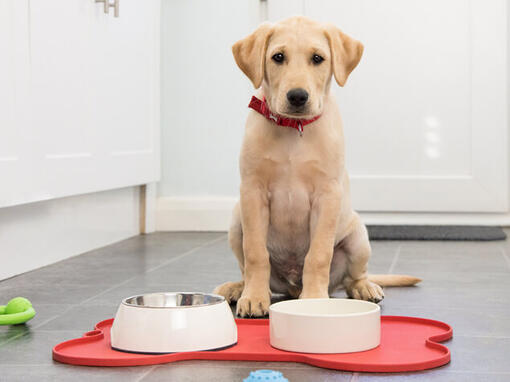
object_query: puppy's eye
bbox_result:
[272,53,284,63]
[312,54,324,64]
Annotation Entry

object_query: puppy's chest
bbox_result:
[264,152,321,236]
[263,155,317,268]
[266,183,311,267]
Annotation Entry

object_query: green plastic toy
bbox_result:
[0,297,36,325]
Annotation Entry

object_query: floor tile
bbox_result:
[358,337,510,378]
[379,303,510,337]
[141,361,352,382]
[358,370,510,381]
[36,304,119,331]
[387,269,510,287]
[2,260,151,288]
[92,232,226,266]
[1,232,509,381]
[0,330,83,365]
[0,324,32,346]
[123,237,241,287]
[1,232,226,288]
[444,336,510,373]
[81,282,212,306]
[1,364,154,382]
[368,241,401,273]
[0,304,71,343]
[382,282,510,310]
[399,240,504,253]
[125,262,240,289]
[0,282,109,305]
[394,243,508,274]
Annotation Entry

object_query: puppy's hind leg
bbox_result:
[213,203,245,303]
[342,213,384,303]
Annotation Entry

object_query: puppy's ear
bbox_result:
[232,22,273,89]
[324,25,363,87]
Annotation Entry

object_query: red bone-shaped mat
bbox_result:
[53,316,452,372]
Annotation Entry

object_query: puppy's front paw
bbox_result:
[236,293,270,317]
[213,281,244,304]
[346,279,384,303]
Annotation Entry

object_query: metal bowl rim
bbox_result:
[121,292,226,309]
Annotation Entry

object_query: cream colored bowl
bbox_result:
[110,292,237,354]
[269,298,380,354]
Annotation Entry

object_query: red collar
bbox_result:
[248,96,321,136]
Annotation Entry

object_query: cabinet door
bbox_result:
[0,0,31,206]
[270,0,508,212]
[89,0,160,186]
[0,0,160,207]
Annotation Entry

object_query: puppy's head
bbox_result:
[233,16,363,119]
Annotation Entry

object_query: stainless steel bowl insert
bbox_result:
[122,292,225,309]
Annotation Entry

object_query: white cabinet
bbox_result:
[268,0,508,213]
[0,0,160,208]
[0,0,31,205]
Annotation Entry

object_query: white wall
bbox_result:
[0,187,140,280]
[159,0,262,199]
[158,0,267,231]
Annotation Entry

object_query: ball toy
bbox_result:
[0,297,36,325]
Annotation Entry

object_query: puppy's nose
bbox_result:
[287,88,309,107]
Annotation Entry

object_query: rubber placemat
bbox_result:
[53,316,452,372]
[367,225,506,241]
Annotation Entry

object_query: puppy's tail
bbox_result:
[368,274,422,287]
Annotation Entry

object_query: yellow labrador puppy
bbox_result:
[214,16,420,317]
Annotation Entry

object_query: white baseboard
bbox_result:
[156,196,510,231]
[156,197,236,231]
[0,187,140,281]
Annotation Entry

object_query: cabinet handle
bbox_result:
[95,0,119,17]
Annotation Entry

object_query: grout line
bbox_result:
[0,333,27,348]
[136,365,159,381]
[499,246,510,271]
[31,314,63,330]
[387,245,402,274]
[0,313,65,347]
[145,234,228,274]
[350,372,360,382]
[78,234,227,306]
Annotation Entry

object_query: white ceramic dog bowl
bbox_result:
[270,298,380,354]
[110,292,237,354]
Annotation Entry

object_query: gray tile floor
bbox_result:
[1,231,510,381]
